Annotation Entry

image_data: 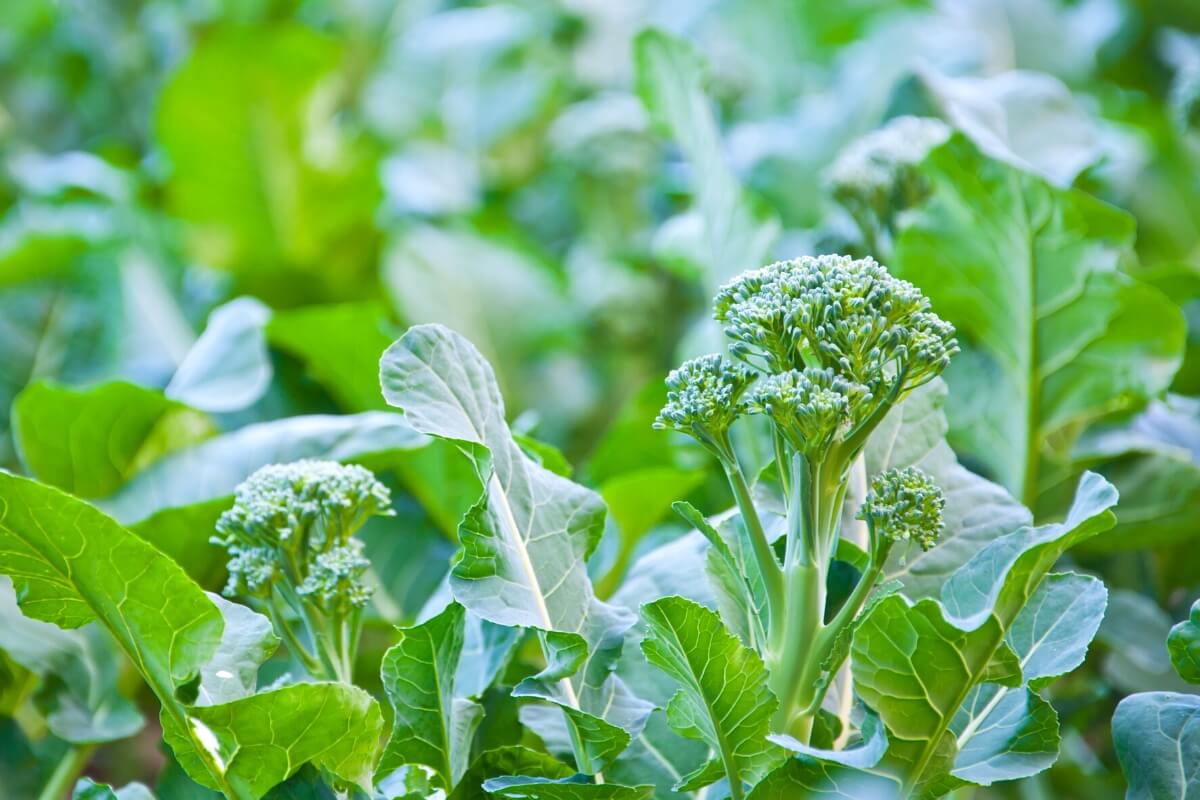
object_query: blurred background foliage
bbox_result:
[2,0,1200,797]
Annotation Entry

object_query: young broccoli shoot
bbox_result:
[212,459,393,683]
[657,253,956,741]
[858,466,945,559]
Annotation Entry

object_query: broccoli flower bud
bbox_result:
[713,255,958,418]
[213,460,392,613]
[745,368,855,457]
[827,116,951,247]
[654,354,755,460]
[858,467,944,555]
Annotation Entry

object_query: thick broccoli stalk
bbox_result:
[657,254,956,740]
[212,459,393,683]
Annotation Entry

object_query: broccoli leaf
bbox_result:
[640,596,782,793]
[851,472,1116,796]
[1113,692,1200,800]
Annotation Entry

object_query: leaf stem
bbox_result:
[722,460,784,621]
[38,744,95,800]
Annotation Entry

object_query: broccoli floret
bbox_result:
[858,466,945,556]
[212,459,393,682]
[654,354,756,460]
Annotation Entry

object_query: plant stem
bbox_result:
[722,461,785,621]
[38,744,95,800]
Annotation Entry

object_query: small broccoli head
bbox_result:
[858,466,944,556]
[714,255,957,408]
[213,460,392,610]
[745,368,855,457]
[827,116,951,246]
[654,354,756,460]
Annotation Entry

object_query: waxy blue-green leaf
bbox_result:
[73,778,157,800]
[12,379,211,498]
[852,472,1117,796]
[378,601,480,790]
[1113,692,1200,800]
[769,710,888,770]
[882,133,1184,504]
[484,777,655,799]
[166,297,273,414]
[633,29,777,290]
[193,594,279,706]
[381,324,648,772]
[1169,599,1200,684]
[746,758,900,800]
[0,578,144,743]
[448,746,574,800]
[640,596,781,795]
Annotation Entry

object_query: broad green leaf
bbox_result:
[381,324,648,771]
[633,29,777,289]
[1059,395,1200,550]
[168,682,384,799]
[1098,589,1200,695]
[166,297,273,414]
[769,710,888,770]
[484,777,655,799]
[747,758,900,799]
[448,746,574,800]
[96,412,424,583]
[852,472,1116,796]
[640,596,781,793]
[0,577,143,743]
[863,379,1032,599]
[604,710,709,800]
[157,24,379,301]
[0,473,381,799]
[194,594,279,706]
[12,380,211,498]
[883,133,1184,503]
[73,778,157,800]
[378,602,480,789]
[1169,599,1200,684]
[1113,692,1200,800]
[266,302,396,412]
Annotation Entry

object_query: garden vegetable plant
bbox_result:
[3,2,1200,799]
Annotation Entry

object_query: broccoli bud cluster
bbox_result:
[213,459,392,614]
[857,466,945,554]
[653,354,755,458]
[745,368,852,458]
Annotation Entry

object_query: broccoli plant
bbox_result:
[211,459,393,683]
[654,254,956,741]
[644,255,1118,798]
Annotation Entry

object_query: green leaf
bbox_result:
[1098,590,1199,695]
[156,24,379,302]
[12,380,211,498]
[166,297,273,414]
[1169,599,1200,684]
[604,710,710,800]
[73,777,157,800]
[0,577,143,744]
[484,777,655,799]
[633,29,777,289]
[448,746,574,800]
[266,302,395,412]
[747,758,901,799]
[0,473,380,799]
[168,682,384,799]
[378,601,480,789]
[193,594,279,706]
[769,709,888,770]
[381,324,648,771]
[885,133,1185,503]
[640,596,781,793]
[851,472,1116,796]
[1113,692,1200,799]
